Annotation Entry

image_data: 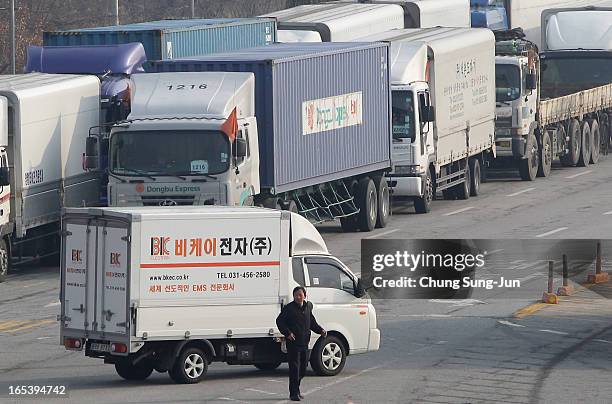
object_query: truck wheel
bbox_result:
[414,168,433,214]
[115,360,154,381]
[468,158,480,197]
[442,188,456,200]
[254,362,282,371]
[519,132,539,181]
[373,176,389,228]
[310,335,347,376]
[577,120,591,167]
[282,200,299,213]
[455,163,471,200]
[169,347,208,384]
[600,114,610,155]
[0,239,9,283]
[537,131,553,178]
[562,120,581,167]
[589,119,600,164]
[356,178,377,232]
[263,198,282,210]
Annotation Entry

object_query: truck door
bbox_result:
[300,256,370,352]
[61,218,129,337]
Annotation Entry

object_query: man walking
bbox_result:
[276,286,326,401]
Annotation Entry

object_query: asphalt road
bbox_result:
[1,156,611,404]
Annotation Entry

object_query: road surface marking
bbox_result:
[485,249,505,255]
[604,211,612,216]
[443,207,474,216]
[44,301,61,308]
[593,339,612,344]
[498,320,526,328]
[245,388,277,395]
[506,187,535,197]
[536,227,568,238]
[539,329,569,335]
[218,398,250,403]
[514,303,548,318]
[364,229,399,239]
[267,379,285,383]
[565,170,592,179]
[36,336,53,340]
[0,319,55,333]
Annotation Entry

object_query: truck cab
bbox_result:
[103,72,260,208]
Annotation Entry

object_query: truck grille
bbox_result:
[140,195,195,206]
[495,116,512,127]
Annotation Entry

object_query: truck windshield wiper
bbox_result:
[106,171,126,183]
[174,172,218,181]
[117,168,157,181]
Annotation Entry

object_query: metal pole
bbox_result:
[11,0,15,74]
[548,261,554,294]
[596,241,602,275]
[115,0,119,25]
[191,0,195,18]
[562,254,568,287]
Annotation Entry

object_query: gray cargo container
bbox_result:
[148,42,392,194]
[43,18,276,60]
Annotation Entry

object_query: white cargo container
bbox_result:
[0,73,100,281]
[60,206,380,383]
[355,27,496,213]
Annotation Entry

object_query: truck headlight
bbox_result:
[394,165,420,175]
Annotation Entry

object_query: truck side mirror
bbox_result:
[0,166,10,187]
[233,138,247,158]
[526,73,537,90]
[83,137,99,171]
[422,106,435,123]
[354,278,366,298]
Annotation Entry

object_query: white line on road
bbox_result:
[443,207,474,216]
[565,170,592,179]
[506,187,535,197]
[536,227,568,238]
[364,229,399,239]
[245,388,277,395]
[218,398,251,403]
[539,329,569,335]
[44,301,61,308]
[498,320,526,328]
[36,336,53,340]
[266,379,285,383]
[604,211,612,216]
[593,339,612,344]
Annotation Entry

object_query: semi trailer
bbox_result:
[59,206,380,383]
[355,27,496,213]
[0,74,101,282]
[87,43,393,232]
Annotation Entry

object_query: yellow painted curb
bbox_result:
[513,303,548,319]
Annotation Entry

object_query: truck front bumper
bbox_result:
[387,175,423,197]
[368,328,381,351]
[495,131,527,159]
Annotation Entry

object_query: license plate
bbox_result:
[497,141,511,148]
[90,342,110,352]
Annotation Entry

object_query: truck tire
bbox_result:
[414,168,433,214]
[0,239,9,283]
[115,360,154,381]
[600,113,610,155]
[356,178,377,232]
[310,335,347,376]
[537,131,553,178]
[455,163,471,200]
[589,119,600,164]
[468,158,480,197]
[254,362,282,371]
[282,200,299,213]
[442,188,456,200]
[560,120,580,167]
[373,176,389,228]
[263,198,282,210]
[169,347,209,384]
[577,120,591,167]
[519,132,539,181]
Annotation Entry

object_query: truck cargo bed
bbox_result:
[540,83,612,127]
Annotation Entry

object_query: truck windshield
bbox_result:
[110,130,230,176]
[540,57,612,99]
[495,64,521,102]
[392,91,416,141]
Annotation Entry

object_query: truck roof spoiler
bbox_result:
[25,43,147,75]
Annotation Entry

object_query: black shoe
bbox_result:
[290,396,301,401]
[299,394,304,399]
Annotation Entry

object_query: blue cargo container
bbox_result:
[148,42,392,194]
[43,18,276,60]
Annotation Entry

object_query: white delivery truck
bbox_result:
[355,28,496,213]
[0,74,100,281]
[60,206,380,383]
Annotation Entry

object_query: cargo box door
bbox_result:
[62,222,94,332]
[95,223,130,335]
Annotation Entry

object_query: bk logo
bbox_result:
[150,237,170,256]
[71,249,82,262]
[110,252,121,266]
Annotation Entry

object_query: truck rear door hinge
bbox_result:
[121,235,131,243]
[61,230,73,237]
[116,322,127,328]
[57,314,71,322]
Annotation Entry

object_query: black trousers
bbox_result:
[287,344,309,397]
